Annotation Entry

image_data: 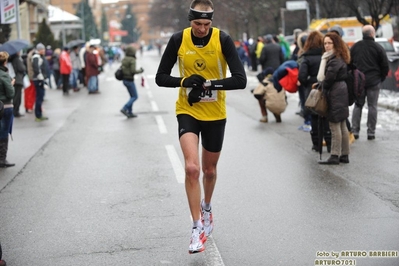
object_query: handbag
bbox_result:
[23,75,31,89]
[114,67,123,81]
[7,62,15,78]
[305,84,328,117]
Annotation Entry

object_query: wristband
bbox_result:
[180,77,186,87]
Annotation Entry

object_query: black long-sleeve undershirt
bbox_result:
[155,28,247,90]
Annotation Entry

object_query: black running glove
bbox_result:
[182,74,206,88]
[188,87,203,106]
[182,74,206,106]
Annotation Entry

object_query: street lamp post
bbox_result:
[61,0,66,47]
[81,2,85,41]
[280,8,286,36]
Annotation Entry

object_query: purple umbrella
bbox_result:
[0,39,30,56]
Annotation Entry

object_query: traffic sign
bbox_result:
[286,1,308,11]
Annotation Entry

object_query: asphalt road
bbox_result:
[0,49,398,266]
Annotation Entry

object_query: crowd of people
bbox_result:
[0,42,131,170]
[235,24,388,165]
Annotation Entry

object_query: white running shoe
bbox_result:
[188,227,207,254]
[201,202,214,237]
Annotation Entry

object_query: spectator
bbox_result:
[0,51,15,167]
[291,28,303,61]
[120,46,144,118]
[259,34,284,72]
[24,47,36,113]
[350,25,389,140]
[234,41,247,66]
[51,48,61,89]
[85,45,100,94]
[31,43,48,122]
[317,32,350,165]
[9,52,26,117]
[45,45,54,89]
[298,30,331,152]
[79,42,89,87]
[69,46,81,92]
[59,47,72,95]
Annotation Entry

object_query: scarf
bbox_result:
[317,50,334,82]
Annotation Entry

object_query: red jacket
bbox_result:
[60,51,72,74]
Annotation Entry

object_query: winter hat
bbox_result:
[265,34,273,42]
[328,25,344,37]
[36,43,45,51]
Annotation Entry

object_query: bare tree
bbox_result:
[342,0,398,29]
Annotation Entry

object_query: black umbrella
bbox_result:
[318,115,323,160]
[0,39,30,56]
[66,39,85,49]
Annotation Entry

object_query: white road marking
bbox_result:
[147,90,153,99]
[205,236,225,266]
[151,100,159,112]
[155,115,167,134]
[165,145,185,184]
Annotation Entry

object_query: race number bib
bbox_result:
[186,88,217,102]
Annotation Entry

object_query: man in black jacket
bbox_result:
[350,25,389,140]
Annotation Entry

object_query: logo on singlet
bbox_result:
[194,59,206,71]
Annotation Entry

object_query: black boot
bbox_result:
[273,113,282,123]
[318,155,340,165]
[0,139,15,168]
[339,155,349,164]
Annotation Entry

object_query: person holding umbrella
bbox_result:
[0,51,15,167]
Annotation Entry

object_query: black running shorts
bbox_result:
[177,114,226,153]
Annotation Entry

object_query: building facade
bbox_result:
[10,0,50,43]
[102,0,153,45]
[50,0,102,28]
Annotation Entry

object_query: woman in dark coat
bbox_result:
[317,32,350,165]
[0,51,15,167]
[9,52,26,117]
[85,45,100,94]
[298,30,331,152]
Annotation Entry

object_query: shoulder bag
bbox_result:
[115,67,123,81]
[305,84,328,117]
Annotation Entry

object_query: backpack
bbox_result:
[278,67,299,93]
[114,67,123,81]
[345,63,365,106]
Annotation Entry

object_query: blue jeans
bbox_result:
[69,69,80,88]
[34,80,45,118]
[88,76,98,92]
[122,80,138,113]
[0,108,13,140]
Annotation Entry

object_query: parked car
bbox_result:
[375,38,399,62]
[393,41,399,53]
